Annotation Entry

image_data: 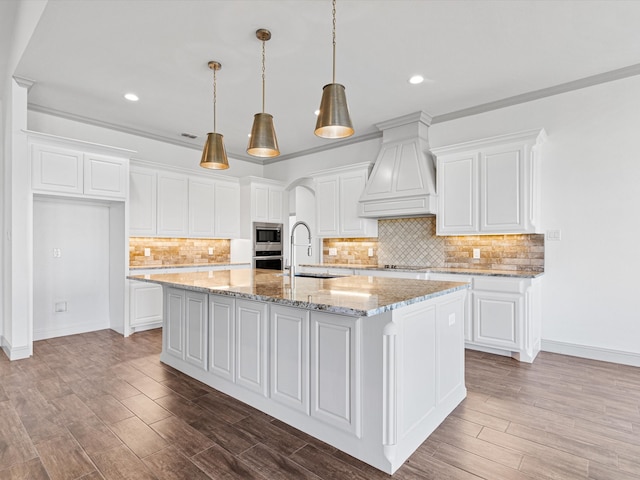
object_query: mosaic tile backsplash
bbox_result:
[129,237,230,266]
[322,217,544,272]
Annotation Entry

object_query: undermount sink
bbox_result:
[277,272,345,279]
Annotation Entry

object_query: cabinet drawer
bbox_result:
[473,276,525,293]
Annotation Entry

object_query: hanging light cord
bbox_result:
[212,67,218,133]
[261,39,266,113]
[332,0,336,84]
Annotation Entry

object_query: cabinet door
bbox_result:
[185,291,208,369]
[316,176,339,236]
[84,154,127,199]
[235,299,268,396]
[473,291,521,350]
[268,187,284,223]
[310,311,360,436]
[188,178,216,237]
[339,170,368,236]
[157,173,188,236]
[270,305,309,414]
[31,143,83,194]
[252,184,270,223]
[130,169,157,235]
[214,181,240,238]
[209,295,235,382]
[437,152,478,234]
[129,281,163,327]
[165,288,185,359]
[480,144,525,232]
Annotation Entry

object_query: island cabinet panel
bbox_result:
[208,295,235,382]
[236,299,269,397]
[164,288,208,370]
[310,312,361,437]
[185,292,208,370]
[270,305,310,414]
[165,288,185,359]
[436,296,466,404]
[398,305,437,438]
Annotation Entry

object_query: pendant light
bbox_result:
[315,0,354,139]
[200,61,229,169]
[247,28,280,158]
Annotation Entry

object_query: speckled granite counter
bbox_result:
[128,268,468,317]
[299,263,544,278]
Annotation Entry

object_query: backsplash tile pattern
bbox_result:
[378,217,446,266]
[444,234,544,272]
[129,237,230,266]
[322,238,379,266]
[321,217,544,272]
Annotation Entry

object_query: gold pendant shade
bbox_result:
[315,83,353,139]
[200,61,229,170]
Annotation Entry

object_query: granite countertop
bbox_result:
[128,269,469,317]
[299,263,544,279]
[129,262,250,271]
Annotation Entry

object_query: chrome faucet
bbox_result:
[290,221,312,280]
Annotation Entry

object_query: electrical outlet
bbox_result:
[473,248,480,259]
[53,248,62,258]
[144,248,151,257]
[208,247,214,255]
[328,248,337,256]
[546,230,562,241]
[54,301,67,313]
[448,313,456,326]
[368,247,374,257]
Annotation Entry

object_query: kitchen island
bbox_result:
[129,269,469,474]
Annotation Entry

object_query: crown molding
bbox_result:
[27,103,264,165]
[432,62,640,124]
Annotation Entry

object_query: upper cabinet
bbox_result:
[240,178,285,236]
[315,164,378,238]
[130,164,240,239]
[30,133,130,200]
[432,129,546,236]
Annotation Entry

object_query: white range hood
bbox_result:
[359,111,437,218]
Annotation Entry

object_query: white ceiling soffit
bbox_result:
[14,0,640,164]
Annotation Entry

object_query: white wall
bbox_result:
[28,111,264,178]
[33,197,111,339]
[266,75,640,362]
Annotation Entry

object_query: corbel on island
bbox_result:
[129,268,469,474]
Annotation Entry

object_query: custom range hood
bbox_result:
[359,111,436,218]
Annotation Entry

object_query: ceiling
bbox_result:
[12,0,640,163]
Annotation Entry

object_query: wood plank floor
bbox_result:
[1,329,639,479]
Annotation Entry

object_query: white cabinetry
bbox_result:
[427,272,541,362]
[164,287,208,370]
[270,305,309,414]
[209,294,235,382]
[310,311,360,436]
[235,299,269,396]
[240,177,285,237]
[433,129,545,235]
[31,140,128,199]
[157,172,189,236]
[130,168,157,236]
[315,165,378,238]
[129,164,240,238]
[128,280,163,330]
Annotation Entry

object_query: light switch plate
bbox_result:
[144,248,151,256]
[473,248,480,259]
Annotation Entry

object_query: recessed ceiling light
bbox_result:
[408,75,424,85]
[124,93,139,102]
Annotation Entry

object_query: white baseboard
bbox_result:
[542,339,640,367]
[1,335,32,360]
[33,321,109,341]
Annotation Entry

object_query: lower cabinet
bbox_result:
[164,287,208,370]
[129,280,163,330]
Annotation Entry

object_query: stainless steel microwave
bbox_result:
[254,222,282,248]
